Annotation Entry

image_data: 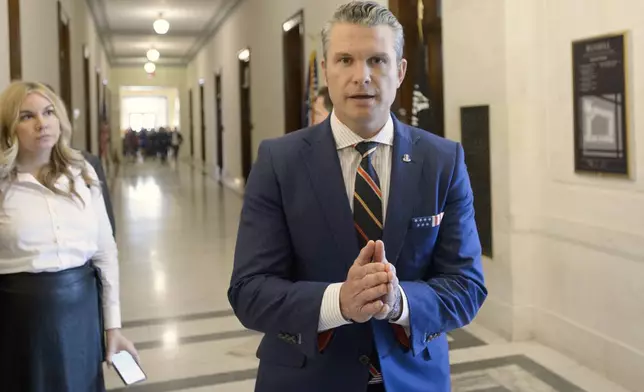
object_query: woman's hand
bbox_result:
[106,328,139,366]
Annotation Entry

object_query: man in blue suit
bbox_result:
[228,2,487,391]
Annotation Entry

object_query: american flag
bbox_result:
[302,50,318,127]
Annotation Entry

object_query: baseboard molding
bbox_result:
[183,159,245,196]
[221,173,245,196]
[533,307,644,392]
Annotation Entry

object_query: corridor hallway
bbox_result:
[103,161,630,392]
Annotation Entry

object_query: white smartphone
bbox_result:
[111,351,147,386]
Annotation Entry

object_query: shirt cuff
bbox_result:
[104,305,122,330]
[318,283,352,332]
[390,285,410,333]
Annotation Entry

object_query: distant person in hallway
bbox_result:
[0,81,138,391]
[156,127,170,163]
[228,2,486,392]
[170,127,184,161]
[312,86,333,125]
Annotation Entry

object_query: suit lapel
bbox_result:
[383,118,423,266]
[302,120,359,270]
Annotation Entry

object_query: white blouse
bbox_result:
[0,162,121,329]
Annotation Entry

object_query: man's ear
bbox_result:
[397,58,408,88]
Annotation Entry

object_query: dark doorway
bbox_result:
[215,72,224,176]
[57,2,72,117]
[83,48,91,151]
[461,106,492,257]
[389,0,444,137]
[199,83,206,162]
[238,48,252,182]
[282,11,304,133]
[189,89,194,158]
[8,0,21,80]
[95,70,101,155]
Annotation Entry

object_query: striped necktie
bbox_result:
[354,141,385,385]
[353,141,383,251]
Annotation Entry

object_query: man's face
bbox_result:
[322,23,406,132]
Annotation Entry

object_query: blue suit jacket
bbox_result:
[228,116,487,392]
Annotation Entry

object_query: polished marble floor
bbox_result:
[103,161,631,392]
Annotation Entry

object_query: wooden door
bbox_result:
[239,50,252,182]
[282,11,305,133]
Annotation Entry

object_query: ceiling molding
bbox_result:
[109,29,203,38]
[114,57,187,65]
[96,0,116,61]
[112,63,188,69]
[85,0,114,66]
[184,0,246,63]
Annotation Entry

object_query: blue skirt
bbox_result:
[0,262,106,392]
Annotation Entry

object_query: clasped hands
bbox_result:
[339,240,402,323]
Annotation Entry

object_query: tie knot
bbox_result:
[354,141,378,157]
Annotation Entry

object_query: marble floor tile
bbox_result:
[176,380,258,392]
[104,337,259,390]
[123,315,248,346]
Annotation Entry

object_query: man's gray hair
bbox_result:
[321,1,405,63]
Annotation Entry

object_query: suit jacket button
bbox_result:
[359,355,370,365]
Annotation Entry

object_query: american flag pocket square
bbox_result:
[411,213,444,229]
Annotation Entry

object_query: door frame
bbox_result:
[282,10,305,133]
[238,47,252,182]
[8,0,22,80]
[189,89,194,158]
[214,72,224,177]
[199,82,206,162]
[83,46,91,151]
[388,0,444,136]
[57,1,72,118]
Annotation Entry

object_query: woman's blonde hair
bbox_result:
[0,81,96,200]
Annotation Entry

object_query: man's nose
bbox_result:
[352,62,371,85]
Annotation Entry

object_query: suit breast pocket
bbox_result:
[405,213,444,268]
[410,213,444,230]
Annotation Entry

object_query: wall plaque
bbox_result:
[572,33,629,175]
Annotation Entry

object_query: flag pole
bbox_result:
[417,0,424,42]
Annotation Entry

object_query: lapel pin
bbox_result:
[402,154,411,163]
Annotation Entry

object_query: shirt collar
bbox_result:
[330,110,394,150]
[0,165,82,191]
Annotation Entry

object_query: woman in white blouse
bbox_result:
[0,81,137,391]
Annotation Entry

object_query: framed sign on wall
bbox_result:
[572,32,630,176]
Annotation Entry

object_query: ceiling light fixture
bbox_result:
[144,62,156,74]
[153,13,170,34]
[147,48,160,62]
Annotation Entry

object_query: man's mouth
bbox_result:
[349,94,375,99]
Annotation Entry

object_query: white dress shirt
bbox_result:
[318,111,410,332]
[0,162,121,329]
